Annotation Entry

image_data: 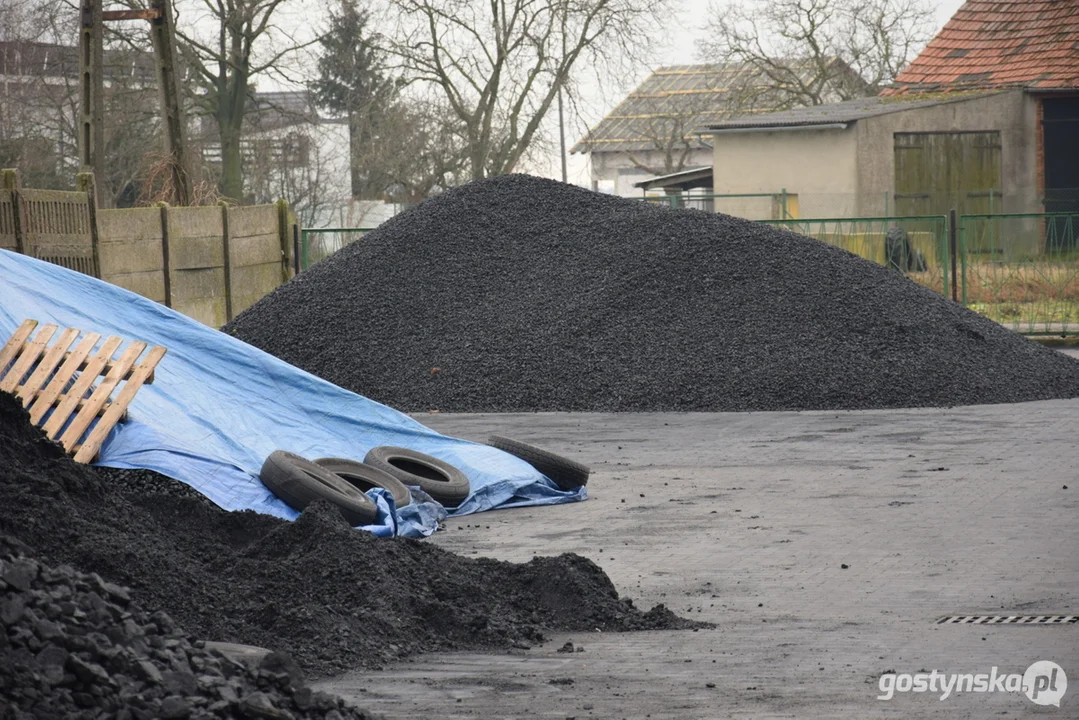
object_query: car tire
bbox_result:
[313,458,412,508]
[487,435,589,490]
[259,450,379,525]
[363,446,470,508]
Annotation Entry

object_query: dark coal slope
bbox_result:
[226,174,1079,412]
[0,537,381,719]
[0,392,698,680]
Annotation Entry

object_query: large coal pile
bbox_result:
[0,537,380,719]
[226,174,1079,412]
[0,391,698,680]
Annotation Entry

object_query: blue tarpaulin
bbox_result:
[0,250,585,537]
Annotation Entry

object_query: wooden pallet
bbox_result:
[0,319,166,463]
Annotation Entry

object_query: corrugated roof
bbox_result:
[572,61,858,154]
[701,93,998,132]
[883,0,1079,95]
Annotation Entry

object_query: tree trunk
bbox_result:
[469,142,486,181]
[217,67,248,201]
[219,122,243,201]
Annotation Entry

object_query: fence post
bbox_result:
[948,208,958,303]
[292,223,300,275]
[275,199,291,283]
[157,202,172,308]
[75,171,101,278]
[2,168,26,254]
[220,200,233,322]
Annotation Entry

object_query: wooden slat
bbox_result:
[74,353,120,377]
[28,332,101,425]
[59,351,158,383]
[0,324,57,393]
[74,345,166,463]
[0,319,38,373]
[59,341,146,452]
[40,335,122,438]
[15,327,80,404]
[5,320,162,463]
[33,392,122,417]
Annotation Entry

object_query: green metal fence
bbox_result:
[300,227,375,270]
[762,212,1079,336]
[958,212,1078,335]
[762,216,951,298]
[642,191,796,220]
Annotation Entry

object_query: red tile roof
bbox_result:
[883,0,1079,95]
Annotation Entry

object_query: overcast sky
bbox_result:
[548,0,968,184]
[659,0,965,66]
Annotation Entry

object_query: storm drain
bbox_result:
[936,615,1078,625]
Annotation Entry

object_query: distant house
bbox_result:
[0,40,157,189]
[199,90,403,229]
[700,0,1079,219]
[572,61,864,197]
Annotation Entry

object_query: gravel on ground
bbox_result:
[226,174,1079,412]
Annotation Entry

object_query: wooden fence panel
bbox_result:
[18,188,96,276]
[0,190,16,251]
[3,173,296,327]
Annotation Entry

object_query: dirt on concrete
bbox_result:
[0,391,701,681]
[314,404,1079,719]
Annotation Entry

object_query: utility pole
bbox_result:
[78,0,193,207]
[149,0,193,206]
[78,0,105,204]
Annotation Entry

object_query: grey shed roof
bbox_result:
[702,93,997,132]
[572,60,862,154]
[633,166,713,191]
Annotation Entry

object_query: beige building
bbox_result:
[702,0,1079,221]
[573,62,862,197]
[706,90,1041,219]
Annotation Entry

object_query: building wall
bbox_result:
[589,148,713,197]
[855,89,1038,215]
[710,126,859,218]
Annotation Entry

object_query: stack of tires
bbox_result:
[259,437,588,527]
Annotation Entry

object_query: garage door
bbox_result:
[893,131,1002,218]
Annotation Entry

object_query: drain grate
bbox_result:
[937,615,1078,625]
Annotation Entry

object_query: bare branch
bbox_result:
[385,0,674,180]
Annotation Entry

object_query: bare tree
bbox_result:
[387,0,673,181]
[620,73,756,176]
[243,124,334,225]
[358,95,470,202]
[171,0,313,201]
[0,0,165,204]
[623,118,703,177]
[698,0,934,106]
[0,3,77,188]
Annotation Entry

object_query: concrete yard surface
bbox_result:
[317,400,1078,718]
